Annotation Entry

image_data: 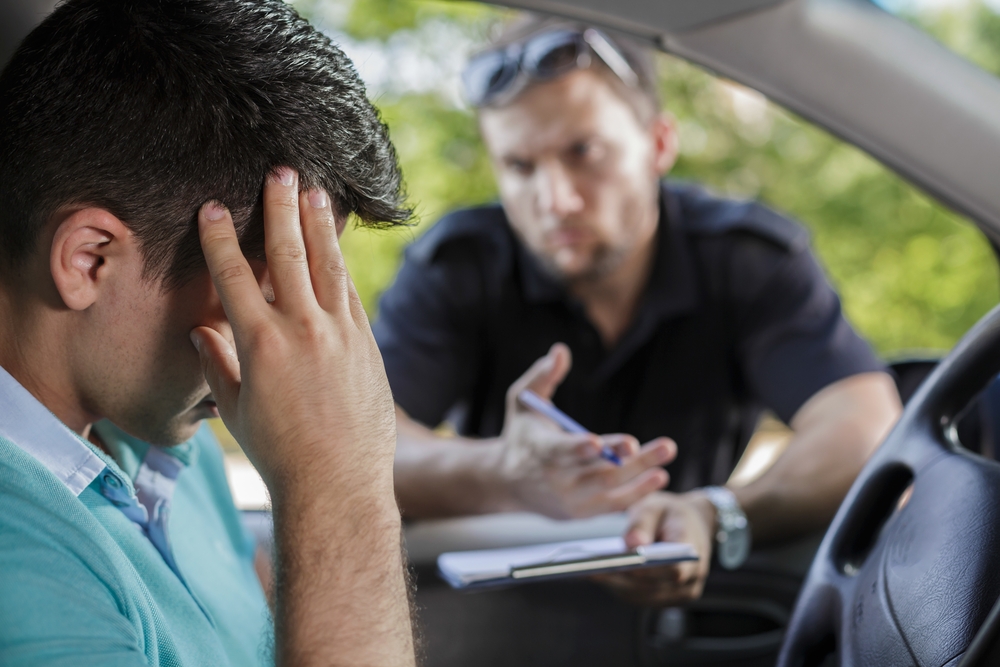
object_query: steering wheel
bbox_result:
[777,306,1000,667]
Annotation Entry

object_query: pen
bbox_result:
[517,389,622,465]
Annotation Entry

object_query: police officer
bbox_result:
[373,16,902,604]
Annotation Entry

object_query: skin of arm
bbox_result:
[732,370,902,542]
[191,169,415,666]
[598,370,903,606]
[393,343,677,520]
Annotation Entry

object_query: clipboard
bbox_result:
[436,536,699,589]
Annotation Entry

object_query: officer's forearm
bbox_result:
[393,406,512,519]
[731,372,901,544]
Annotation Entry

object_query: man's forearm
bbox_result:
[271,478,415,666]
[732,372,902,544]
[394,414,511,518]
[731,424,866,543]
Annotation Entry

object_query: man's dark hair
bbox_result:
[0,0,409,288]
[486,13,661,122]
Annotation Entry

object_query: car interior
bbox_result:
[5,0,1000,665]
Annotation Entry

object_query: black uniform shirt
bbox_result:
[373,182,884,490]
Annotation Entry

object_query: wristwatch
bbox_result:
[702,486,751,570]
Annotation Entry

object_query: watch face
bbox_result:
[718,527,750,569]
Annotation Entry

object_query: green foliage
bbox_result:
[658,55,999,354]
[340,94,496,310]
[346,0,421,39]
[342,0,494,40]
[309,0,1000,357]
[898,1,1000,76]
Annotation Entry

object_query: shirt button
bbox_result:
[103,473,122,489]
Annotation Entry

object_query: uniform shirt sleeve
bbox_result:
[373,242,486,427]
[729,233,885,424]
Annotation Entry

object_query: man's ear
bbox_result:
[650,112,680,176]
[50,208,133,311]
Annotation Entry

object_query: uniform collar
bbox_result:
[636,183,700,323]
[516,238,565,304]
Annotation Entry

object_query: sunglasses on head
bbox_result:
[462,28,640,108]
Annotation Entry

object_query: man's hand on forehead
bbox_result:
[190,166,394,492]
[189,168,414,665]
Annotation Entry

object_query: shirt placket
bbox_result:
[97,447,214,624]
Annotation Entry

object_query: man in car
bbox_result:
[375,15,903,604]
[0,1,414,665]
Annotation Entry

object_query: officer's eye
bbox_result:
[569,141,591,158]
[505,157,534,176]
[567,140,604,165]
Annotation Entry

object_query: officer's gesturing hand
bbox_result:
[496,343,677,519]
[190,168,415,667]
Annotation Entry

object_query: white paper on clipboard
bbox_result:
[437,536,698,589]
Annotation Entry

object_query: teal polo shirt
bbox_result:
[0,366,272,666]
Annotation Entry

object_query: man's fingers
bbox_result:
[263,168,314,308]
[615,437,675,473]
[641,437,677,466]
[198,202,268,335]
[617,438,675,480]
[570,436,605,461]
[582,437,675,485]
[529,427,600,463]
[190,326,241,419]
[506,343,573,409]
[299,187,353,315]
[525,342,572,398]
[624,499,665,549]
[604,468,669,512]
[603,434,641,459]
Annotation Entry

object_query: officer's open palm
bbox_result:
[497,343,676,519]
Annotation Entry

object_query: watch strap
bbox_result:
[702,486,751,569]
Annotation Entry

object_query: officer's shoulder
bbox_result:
[407,203,513,265]
[670,182,810,253]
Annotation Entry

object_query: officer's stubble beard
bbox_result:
[538,241,634,289]
[533,190,660,292]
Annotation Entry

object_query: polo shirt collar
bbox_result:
[0,364,204,587]
[94,420,198,481]
[0,363,126,496]
[0,364,193,497]
[516,181,700,335]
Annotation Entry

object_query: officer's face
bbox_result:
[479,69,677,282]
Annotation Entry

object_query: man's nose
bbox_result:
[536,164,585,218]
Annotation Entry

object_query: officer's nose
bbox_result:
[535,163,585,219]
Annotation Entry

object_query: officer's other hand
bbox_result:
[594,491,714,606]
[497,343,675,519]
[190,168,397,504]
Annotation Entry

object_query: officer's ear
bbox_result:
[50,208,135,311]
[649,112,679,176]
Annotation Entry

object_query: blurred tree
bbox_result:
[339,93,497,309]
[300,0,1000,358]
